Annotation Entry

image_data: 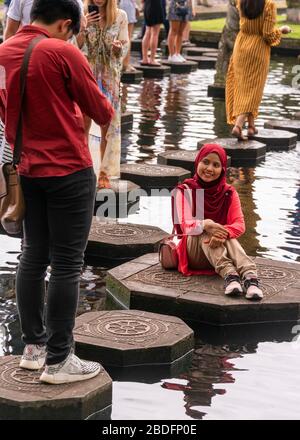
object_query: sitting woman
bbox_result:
[172,144,263,300]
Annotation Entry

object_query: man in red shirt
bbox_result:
[0,0,114,384]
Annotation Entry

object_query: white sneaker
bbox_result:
[224,274,243,296]
[19,344,47,370]
[168,54,182,63]
[40,350,101,385]
[244,276,263,301]
[176,54,186,62]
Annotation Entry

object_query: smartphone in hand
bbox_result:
[88,4,99,14]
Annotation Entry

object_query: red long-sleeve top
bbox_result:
[174,186,245,276]
[0,25,114,177]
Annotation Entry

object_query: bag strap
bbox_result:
[13,35,48,166]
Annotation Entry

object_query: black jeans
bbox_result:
[16,167,96,365]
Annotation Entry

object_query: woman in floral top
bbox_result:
[78,0,129,188]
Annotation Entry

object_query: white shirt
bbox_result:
[7,0,84,26]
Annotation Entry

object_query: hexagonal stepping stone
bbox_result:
[90,112,133,137]
[95,179,141,218]
[86,218,168,262]
[106,253,300,326]
[120,163,191,191]
[183,47,218,57]
[186,56,217,69]
[197,138,266,166]
[161,41,196,56]
[121,69,143,84]
[133,63,171,79]
[264,119,300,140]
[121,111,134,131]
[248,128,297,151]
[131,38,142,52]
[162,60,198,74]
[157,149,231,173]
[0,356,112,420]
[207,84,225,99]
[74,310,194,367]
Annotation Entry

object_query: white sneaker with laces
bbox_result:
[168,54,182,63]
[19,344,47,370]
[244,276,263,300]
[176,54,186,62]
[224,274,243,296]
[40,350,101,385]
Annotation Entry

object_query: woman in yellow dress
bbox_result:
[226,0,291,140]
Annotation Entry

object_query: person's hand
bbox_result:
[136,7,140,19]
[280,25,292,34]
[203,219,228,239]
[85,11,102,27]
[206,236,226,249]
[112,39,124,57]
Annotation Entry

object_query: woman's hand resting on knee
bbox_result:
[203,219,228,239]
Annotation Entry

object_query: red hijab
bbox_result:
[172,144,233,234]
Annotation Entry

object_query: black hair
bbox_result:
[240,0,265,20]
[30,0,81,35]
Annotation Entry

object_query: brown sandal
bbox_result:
[232,125,247,141]
[247,125,258,137]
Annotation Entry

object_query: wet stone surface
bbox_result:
[162,60,198,74]
[106,253,300,326]
[94,179,141,218]
[121,69,143,84]
[197,138,266,166]
[74,310,194,367]
[248,128,297,151]
[182,47,218,57]
[207,84,225,99]
[0,356,112,420]
[120,163,191,191]
[157,150,231,172]
[133,64,171,79]
[264,119,300,140]
[86,217,168,263]
[186,56,217,69]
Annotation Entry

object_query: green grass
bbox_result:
[191,15,300,38]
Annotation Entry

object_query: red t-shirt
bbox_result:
[0,25,114,177]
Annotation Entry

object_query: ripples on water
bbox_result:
[0,56,300,419]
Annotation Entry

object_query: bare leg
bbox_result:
[232,113,248,141]
[182,21,190,42]
[168,21,180,57]
[175,21,187,55]
[123,23,134,70]
[149,24,161,64]
[83,114,92,144]
[98,126,110,189]
[141,26,151,64]
[247,113,258,135]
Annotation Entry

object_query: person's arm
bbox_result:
[115,10,129,59]
[173,187,204,236]
[223,189,245,238]
[262,0,282,47]
[60,44,114,128]
[4,17,20,40]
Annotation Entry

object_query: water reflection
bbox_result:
[0,54,299,419]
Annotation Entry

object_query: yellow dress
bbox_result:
[226,0,281,124]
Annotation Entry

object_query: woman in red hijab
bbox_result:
[172,144,263,300]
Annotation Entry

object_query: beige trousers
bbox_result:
[187,233,257,279]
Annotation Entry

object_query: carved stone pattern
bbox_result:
[89,222,164,243]
[165,151,197,160]
[127,264,300,299]
[122,164,182,175]
[75,313,171,346]
[0,359,70,399]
